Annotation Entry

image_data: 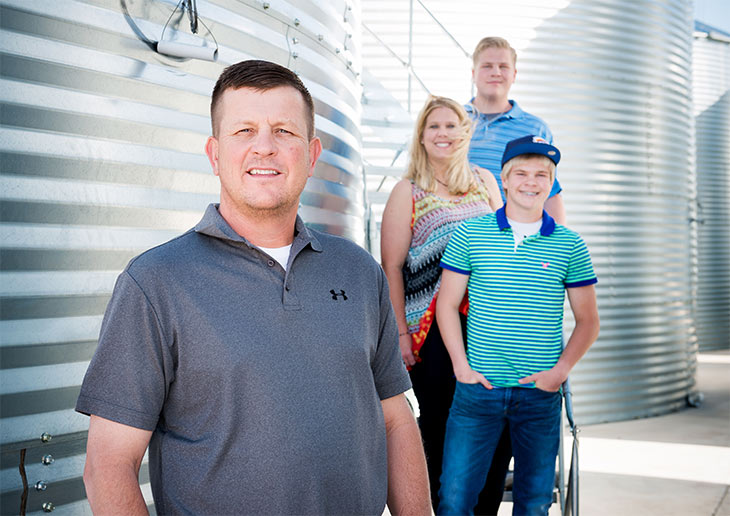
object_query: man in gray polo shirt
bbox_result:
[76,60,430,515]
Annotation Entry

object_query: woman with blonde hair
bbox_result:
[381,95,502,510]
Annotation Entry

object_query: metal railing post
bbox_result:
[408,0,414,113]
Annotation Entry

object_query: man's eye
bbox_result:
[277,128,292,134]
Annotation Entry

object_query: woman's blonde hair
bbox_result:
[405,96,476,195]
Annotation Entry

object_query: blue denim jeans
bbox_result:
[437,383,562,516]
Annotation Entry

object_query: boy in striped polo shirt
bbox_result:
[436,135,600,515]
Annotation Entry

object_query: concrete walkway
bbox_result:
[497,350,730,516]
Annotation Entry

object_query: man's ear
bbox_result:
[205,136,219,176]
[308,137,323,177]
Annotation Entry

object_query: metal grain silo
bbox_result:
[692,22,730,352]
[0,0,363,513]
[363,0,698,423]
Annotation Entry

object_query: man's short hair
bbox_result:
[472,37,517,67]
[210,60,315,139]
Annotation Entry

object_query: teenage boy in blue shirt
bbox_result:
[466,37,566,224]
[436,136,600,515]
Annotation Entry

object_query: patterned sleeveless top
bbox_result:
[404,171,492,357]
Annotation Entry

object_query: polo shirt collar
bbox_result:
[194,203,323,252]
[495,205,556,236]
[465,99,521,121]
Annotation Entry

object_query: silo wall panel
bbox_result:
[692,25,730,352]
[0,0,363,513]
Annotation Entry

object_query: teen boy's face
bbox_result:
[502,159,553,214]
[472,47,516,102]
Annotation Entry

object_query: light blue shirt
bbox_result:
[465,99,562,199]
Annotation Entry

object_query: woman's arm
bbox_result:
[381,179,417,367]
[474,166,504,212]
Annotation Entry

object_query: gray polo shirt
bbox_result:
[76,204,411,515]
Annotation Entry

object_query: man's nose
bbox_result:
[252,130,276,155]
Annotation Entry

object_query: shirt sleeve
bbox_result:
[540,125,563,197]
[440,221,472,275]
[75,271,173,430]
[564,235,598,288]
[370,266,412,400]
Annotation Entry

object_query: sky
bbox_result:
[694,0,730,34]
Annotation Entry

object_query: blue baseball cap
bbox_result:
[501,135,561,167]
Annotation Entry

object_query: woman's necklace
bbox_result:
[435,177,449,188]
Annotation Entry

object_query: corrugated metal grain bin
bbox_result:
[363,0,699,424]
[521,0,698,424]
[0,0,363,513]
[692,22,730,352]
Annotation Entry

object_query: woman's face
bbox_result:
[422,106,461,165]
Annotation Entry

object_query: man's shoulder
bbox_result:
[125,228,201,276]
[509,102,549,129]
[309,228,379,264]
[517,110,549,128]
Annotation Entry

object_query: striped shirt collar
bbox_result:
[465,99,524,121]
[495,205,556,236]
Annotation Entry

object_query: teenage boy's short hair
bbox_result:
[500,135,561,184]
[472,37,517,67]
[210,60,315,139]
[502,154,556,184]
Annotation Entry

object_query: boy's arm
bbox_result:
[519,284,599,391]
[436,269,492,389]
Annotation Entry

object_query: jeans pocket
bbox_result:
[534,385,561,394]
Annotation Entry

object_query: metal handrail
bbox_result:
[415,0,471,59]
[362,0,473,112]
[361,22,431,97]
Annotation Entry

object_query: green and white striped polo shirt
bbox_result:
[440,207,597,387]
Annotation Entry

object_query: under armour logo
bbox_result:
[542,262,550,269]
[330,289,348,300]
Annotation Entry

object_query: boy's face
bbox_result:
[502,158,553,213]
[472,47,516,102]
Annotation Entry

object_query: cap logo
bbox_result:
[532,136,549,144]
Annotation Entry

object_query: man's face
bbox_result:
[472,47,516,102]
[205,86,322,220]
[502,158,553,213]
